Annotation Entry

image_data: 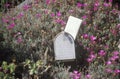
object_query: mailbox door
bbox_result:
[54,32,76,60]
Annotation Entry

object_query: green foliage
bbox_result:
[0,61,16,79]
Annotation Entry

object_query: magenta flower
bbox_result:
[50,13,55,17]
[55,18,62,23]
[113,51,119,56]
[2,18,9,23]
[36,13,41,18]
[82,15,87,19]
[94,2,99,7]
[110,56,119,61]
[17,12,24,19]
[70,71,81,79]
[82,21,87,25]
[114,69,120,74]
[69,10,74,13]
[82,34,89,39]
[103,3,109,7]
[56,11,61,17]
[87,53,96,62]
[44,9,49,14]
[98,50,106,56]
[83,3,88,7]
[106,60,112,65]
[46,0,50,5]
[105,68,113,73]
[109,0,113,2]
[90,35,96,41]
[45,0,55,4]
[12,17,16,20]
[17,37,23,43]
[87,58,93,62]
[94,2,99,11]
[111,29,117,36]
[8,22,15,29]
[60,20,66,26]
[4,3,10,8]
[90,54,96,59]
[117,24,120,28]
[77,2,82,8]
[86,74,91,78]
[23,4,30,11]
[110,51,119,61]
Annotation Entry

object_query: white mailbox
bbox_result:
[54,16,82,61]
[54,32,75,60]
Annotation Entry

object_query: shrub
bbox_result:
[1,0,120,78]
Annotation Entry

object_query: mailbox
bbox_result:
[54,16,82,61]
[54,32,75,60]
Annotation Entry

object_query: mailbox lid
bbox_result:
[54,32,76,60]
[64,16,82,40]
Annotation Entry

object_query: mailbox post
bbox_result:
[54,16,82,61]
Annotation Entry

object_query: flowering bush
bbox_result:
[1,0,120,78]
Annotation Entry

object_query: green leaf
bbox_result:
[9,63,16,73]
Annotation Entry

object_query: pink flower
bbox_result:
[110,56,119,61]
[46,0,50,5]
[106,60,112,65]
[114,69,120,74]
[4,3,10,7]
[69,10,74,13]
[17,12,24,18]
[103,3,109,7]
[56,11,61,17]
[36,13,41,18]
[44,9,49,14]
[87,58,93,62]
[94,2,99,7]
[98,50,106,56]
[60,20,66,25]
[82,15,87,19]
[90,35,96,41]
[111,29,117,36]
[117,24,120,28]
[83,34,89,39]
[86,74,91,78]
[70,71,81,79]
[105,68,113,73]
[82,21,87,25]
[50,13,55,17]
[2,18,9,23]
[109,0,113,2]
[45,0,55,4]
[94,2,99,11]
[90,54,96,59]
[55,18,61,23]
[12,17,16,20]
[83,3,88,7]
[8,22,15,29]
[113,51,119,56]
[17,37,23,43]
[87,53,96,62]
[77,2,82,8]
[23,4,30,11]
